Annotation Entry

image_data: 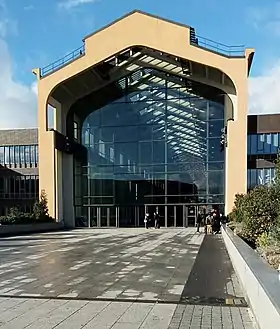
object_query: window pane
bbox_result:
[272,133,279,153]
[264,134,271,154]
[14,146,19,165]
[257,134,264,154]
[208,170,224,194]
[9,146,14,164]
[208,138,224,161]
[25,146,30,164]
[209,120,224,137]
[0,146,4,164]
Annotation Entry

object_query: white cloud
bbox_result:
[246,3,280,35]
[58,0,97,10]
[0,38,37,129]
[249,61,280,115]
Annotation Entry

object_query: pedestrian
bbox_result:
[144,213,149,229]
[154,212,160,229]
[196,211,203,232]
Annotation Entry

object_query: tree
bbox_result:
[240,185,279,243]
[33,190,50,222]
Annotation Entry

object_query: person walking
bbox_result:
[144,213,149,229]
[154,212,160,229]
[196,211,203,232]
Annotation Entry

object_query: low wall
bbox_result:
[222,225,280,329]
[0,222,64,237]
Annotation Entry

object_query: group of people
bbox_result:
[144,207,226,232]
[144,212,160,229]
[196,208,224,234]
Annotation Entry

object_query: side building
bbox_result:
[0,129,39,215]
[247,114,280,190]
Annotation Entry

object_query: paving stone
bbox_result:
[0,229,257,328]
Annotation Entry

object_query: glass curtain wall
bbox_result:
[78,69,225,226]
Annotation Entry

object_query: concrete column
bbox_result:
[225,86,247,214]
[62,153,75,228]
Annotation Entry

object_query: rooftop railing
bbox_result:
[190,28,245,57]
[41,44,85,77]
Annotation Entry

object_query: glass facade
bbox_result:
[0,175,39,200]
[247,168,276,190]
[76,69,225,227]
[0,145,38,167]
[247,133,278,190]
[247,133,280,155]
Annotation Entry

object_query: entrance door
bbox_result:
[175,205,184,227]
[186,205,197,227]
[119,206,137,227]
[86,206,117,227]
[167,205,175,227]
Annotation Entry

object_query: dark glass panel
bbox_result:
[209,120,224,137]
[79,68,226,215]
[208,138,224,162]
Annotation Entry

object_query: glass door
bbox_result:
[167,205,175,227]
[89,206,98,227]
[175,205,184,227]
[186,205,197,227]
[108,206,117,227]
[86,206,118,227]
[100,207,108,227]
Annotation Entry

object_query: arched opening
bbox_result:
[70,68,227,227]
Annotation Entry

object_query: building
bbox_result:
[1,113,279,222]
[31,10,254,228]
[0,129,39,216]
[247,114,280,190]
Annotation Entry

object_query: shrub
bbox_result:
[0,190,53,226]
[0,207,34,225]
[33,190,51,222]
[240,185,279,243]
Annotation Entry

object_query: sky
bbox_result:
[0,0,280,129]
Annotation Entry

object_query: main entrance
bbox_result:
[77,204,220,228]
[145,204,198,227]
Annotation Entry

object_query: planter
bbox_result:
[0,222,64,237]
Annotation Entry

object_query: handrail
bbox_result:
[191,34,245,57]
[41,44,85,77]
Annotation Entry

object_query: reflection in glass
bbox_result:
[248,133,280,155]
[247,168,276,190]
[78,69,225,214]
[0,145,38,167]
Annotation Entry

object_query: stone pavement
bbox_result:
[0,228,256,328]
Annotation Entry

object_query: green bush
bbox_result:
[228,194,246,223]
[33,190,52,222]
[0,190,54,226]
[239,185,279,243]
[0,208,34,225]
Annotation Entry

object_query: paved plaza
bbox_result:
[0,228,256,328]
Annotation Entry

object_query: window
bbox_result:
[109,147,114,162]
[74,121,78,140]
[99,140,105,157]
[80,69,226,206]
[0,146,4,164]
[248,133,280,155]
[247,168,276,190]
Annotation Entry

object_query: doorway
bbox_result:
[144,204,198,227]
[87,206,117,227]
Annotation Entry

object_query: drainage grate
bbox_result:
[179,296,248,307]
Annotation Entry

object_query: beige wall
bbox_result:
[34,11,254,223]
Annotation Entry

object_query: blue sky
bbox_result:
[0,0,280,128]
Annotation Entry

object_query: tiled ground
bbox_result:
[0,228,203,300]
[0,228,256,328]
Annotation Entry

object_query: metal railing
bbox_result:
[0,193,37,199]
[41,44,85,77]
[191,35,245,57]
